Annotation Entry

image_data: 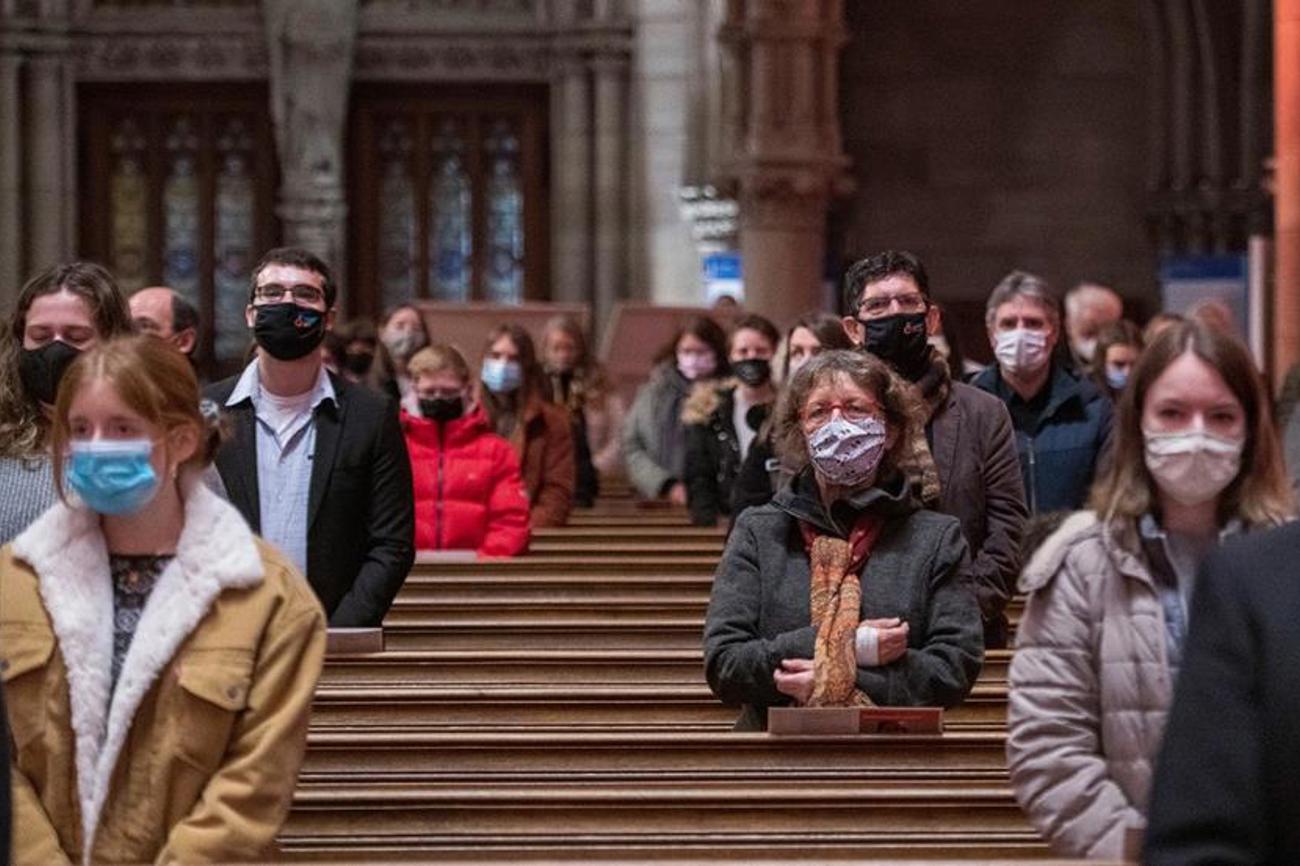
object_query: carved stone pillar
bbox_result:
[592,52,628,330]
[0,52,24,299]
[263,0,358,303]
[26,53,72,271]
[1277,0,1300,380]
[725,0,848,328]
[550,55,592,305]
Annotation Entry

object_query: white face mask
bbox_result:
[1072,337,1098,364]
[1144,426,1245,507]
[807,415,887,488]
[994,328,1050,376]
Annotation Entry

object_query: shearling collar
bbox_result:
[10,480,264,864]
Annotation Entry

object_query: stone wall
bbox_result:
[837,0,1157,354]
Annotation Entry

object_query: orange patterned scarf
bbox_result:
[800,515,884,708]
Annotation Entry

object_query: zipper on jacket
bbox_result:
[1026,438,1038,515]
[435,422,445,549]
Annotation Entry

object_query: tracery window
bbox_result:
[349,85,547,315]
[80,84,277,375]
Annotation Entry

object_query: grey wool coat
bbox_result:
[703,469,985,731]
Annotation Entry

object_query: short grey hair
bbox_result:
[984,270,1062,329]
[1065,282,1122,319]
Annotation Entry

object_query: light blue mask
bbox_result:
[1105,368,1129,391]
[65,439,160,516]
[481,358,523,394]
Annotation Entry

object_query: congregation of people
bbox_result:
[2,241,1299,863]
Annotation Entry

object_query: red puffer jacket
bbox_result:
[402,405,530,557]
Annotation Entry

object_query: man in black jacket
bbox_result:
[1144,522,1300,864]
[841,251,1028,647]
[206,247,414,627]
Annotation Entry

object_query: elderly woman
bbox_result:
[703,350,984,731]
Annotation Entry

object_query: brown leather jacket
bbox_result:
[509,397,576,528]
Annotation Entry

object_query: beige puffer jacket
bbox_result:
[1006,511,1171,860]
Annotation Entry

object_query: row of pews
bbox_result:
[278,489,1065,864]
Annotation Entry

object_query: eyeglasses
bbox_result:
[858,292,927,319]
[253,283,326,305]
[802,402,879,428]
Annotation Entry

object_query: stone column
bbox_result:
[1276,0,1300,382]
[27,53,70,271]
[0,52,24,304]
[592,52,628,330]
[728,0,848,329]
[263,0,358,303]
[550,55,592,305]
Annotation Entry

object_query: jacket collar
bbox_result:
[403,404,491,446]
[974,362,1091,427]
[11,481,264,862]
[772,466,918,537]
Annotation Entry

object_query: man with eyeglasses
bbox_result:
[840,250,1027,648]
[205,247,414,626]
[972,271,1113,518]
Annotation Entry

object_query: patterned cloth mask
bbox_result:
[806,415,888,487]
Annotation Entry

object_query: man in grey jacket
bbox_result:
[841,250,1028,646]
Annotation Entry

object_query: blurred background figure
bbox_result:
[541,315,625,508]
[375,304,431,413]
[623,316,729,506]
[479,323,575,527]
[1008,319,1293,861]
[129,285,199,362]
[1065,282,1124,372]
[403,343,530,556]
[1091,319,1144,402]
[683,314,779,526]
[333,318,380,385]
[0,262,133,545]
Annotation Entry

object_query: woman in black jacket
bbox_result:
[682,314,779,526]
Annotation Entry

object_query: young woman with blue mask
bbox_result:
[0,335,326,864]
[478,323,576,527]
[1090,319,1144,402]
[703,349,983,730]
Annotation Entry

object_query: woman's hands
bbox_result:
[858,617,909,666]
[773,657,814,705]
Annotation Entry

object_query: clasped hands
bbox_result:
[773,617,909,705]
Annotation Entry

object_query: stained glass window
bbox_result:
[483,118,524,303]
[429,119,472,302]
[350,88,546,309]
[377,118,416,311]
[80,85,276,377]
[109,118,149,293]
[162,116,201,303]
[214,117,256,364]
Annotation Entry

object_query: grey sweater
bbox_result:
[0,456,55,546]
[703,470,984,730]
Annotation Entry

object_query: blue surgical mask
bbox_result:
[1105,367,1129,391]
[65,439,160,515]
[481,358,523,394]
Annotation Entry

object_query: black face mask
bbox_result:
[732,358,772,388]
[342,350,375,376]
[420,396,465,423]
[19,340,82,406]
[253,303,326,361]
[861,312,931,381]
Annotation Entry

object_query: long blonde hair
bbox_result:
[1088,319,1295,528]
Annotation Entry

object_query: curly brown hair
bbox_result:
[771,349,928,488]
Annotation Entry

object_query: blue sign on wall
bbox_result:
[703,252,743,302]
[1159,254,1249,338]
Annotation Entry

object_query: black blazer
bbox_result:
[1144,521,1300,865]
[205,372,415,627]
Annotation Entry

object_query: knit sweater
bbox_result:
[0,456,56,546]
